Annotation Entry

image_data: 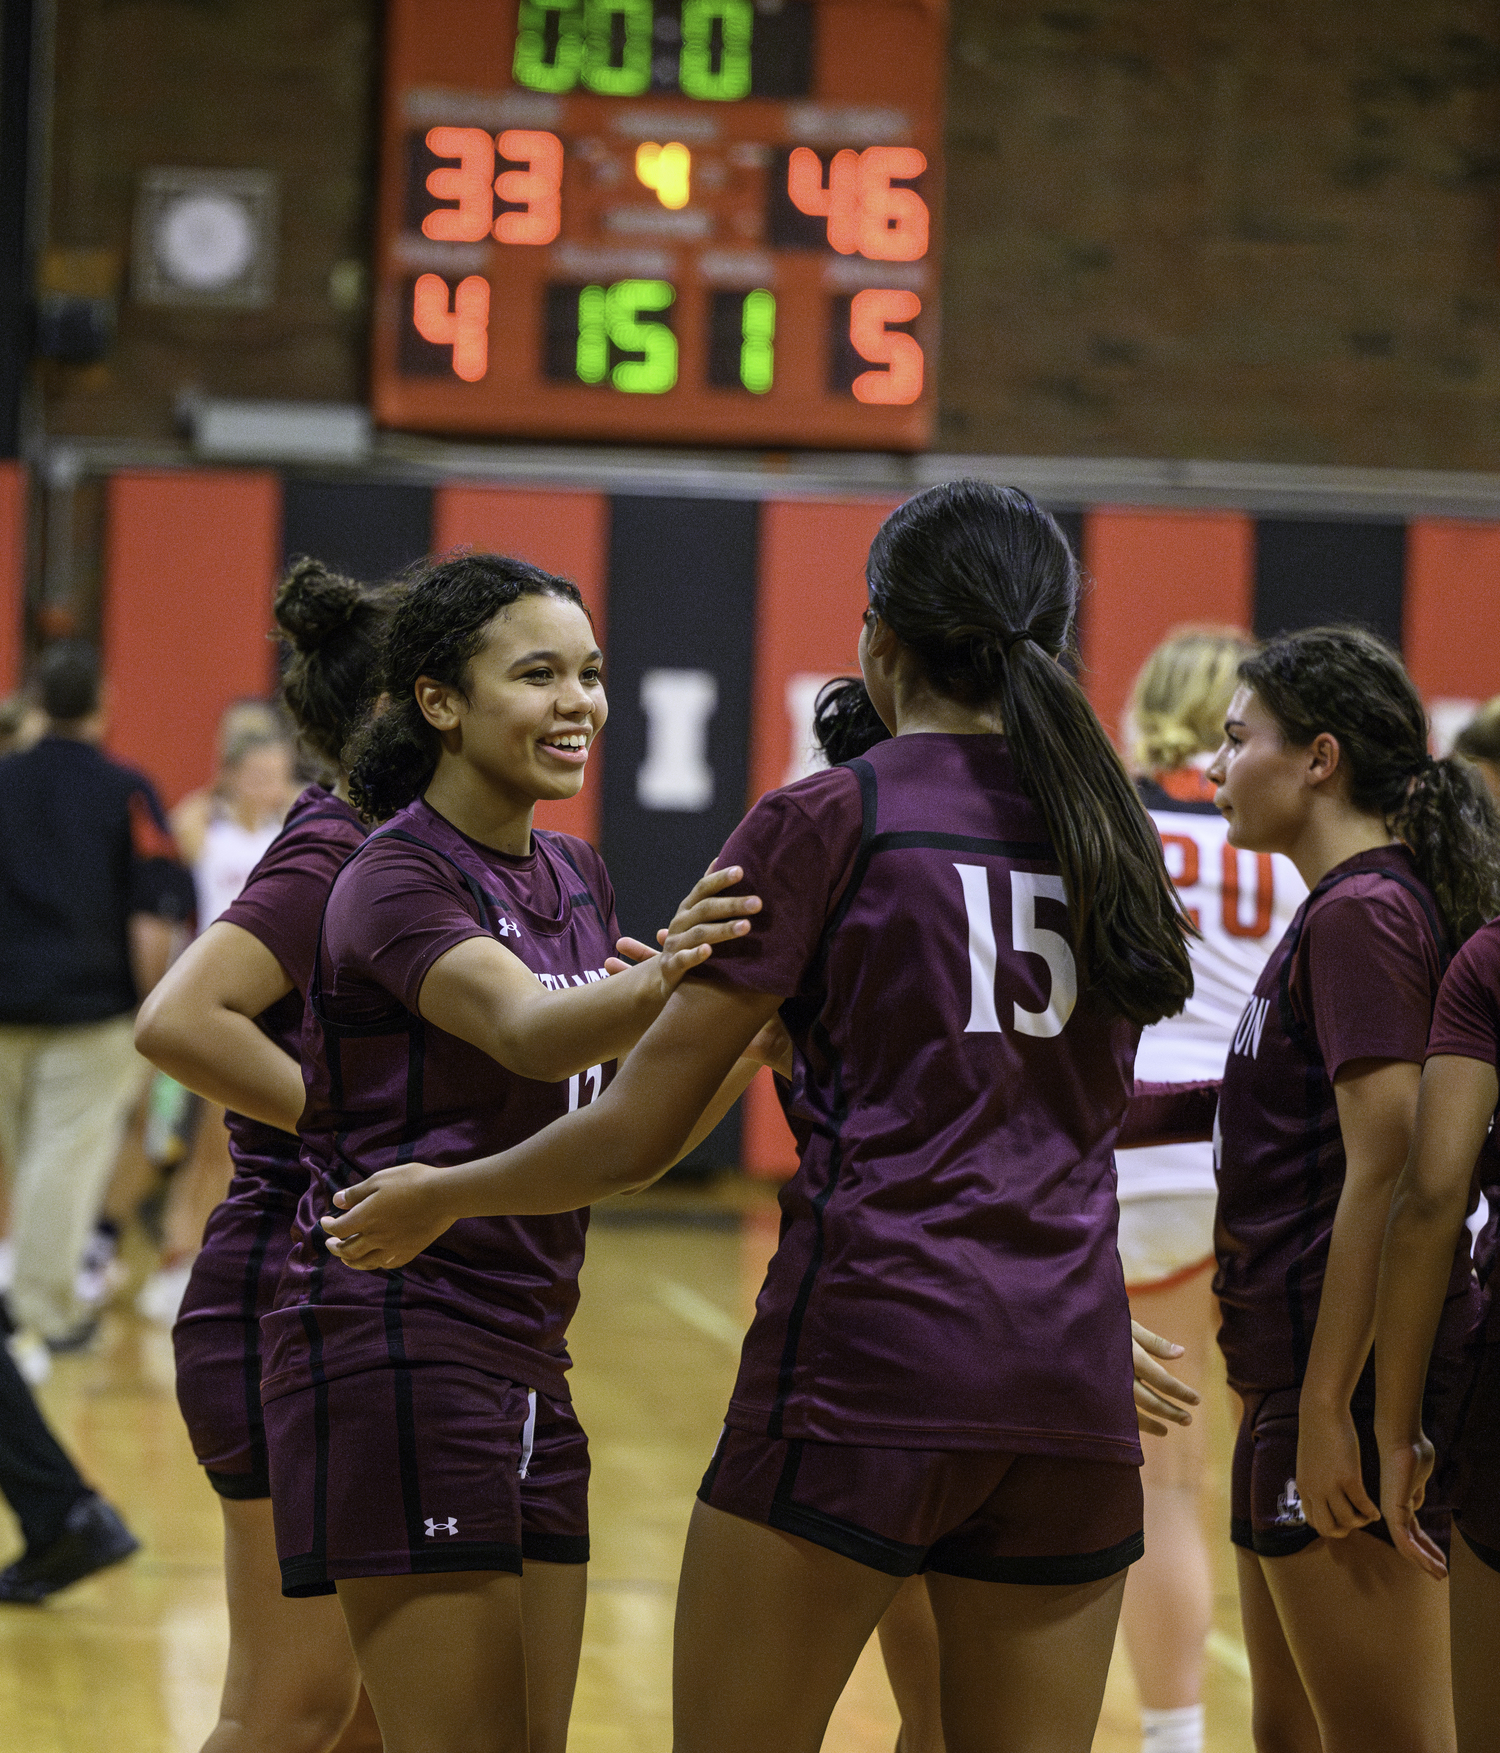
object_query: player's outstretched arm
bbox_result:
[321,979,784,1269]
[1374,1053,1497,1578]
[416,864,762,1082]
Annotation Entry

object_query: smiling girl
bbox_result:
[257,551,764,1753]
[1206,626,1500,1753]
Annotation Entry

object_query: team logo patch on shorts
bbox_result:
[1273,1478,1305,1527]
[424,1517,459,1537]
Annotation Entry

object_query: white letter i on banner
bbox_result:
[955,864,1003,1033]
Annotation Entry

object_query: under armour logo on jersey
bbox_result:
[1273,1479,1305,1527]
[424,1517,459,1537]
[494,917,522,938]
[1231,996,1270,1060]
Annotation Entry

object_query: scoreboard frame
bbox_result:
[371,1,947,451]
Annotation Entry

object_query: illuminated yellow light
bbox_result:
[635,141,692,211]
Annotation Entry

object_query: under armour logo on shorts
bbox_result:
[424,1517,459,1537]
[1273,1478,1305,1527]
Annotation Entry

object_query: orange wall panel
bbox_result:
[0,463,24,693]
[743,494,902,1177]
[1404,520,1500,705]
[1079,508,1255,749]
[104,471,281,807]
[433,485,610,846]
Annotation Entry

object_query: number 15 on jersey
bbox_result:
[956,865,1078,1039]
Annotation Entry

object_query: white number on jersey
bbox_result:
[567,1064,604,1111]
[956,864,1078,1039]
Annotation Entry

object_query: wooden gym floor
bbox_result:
[0,1180,1252,1751]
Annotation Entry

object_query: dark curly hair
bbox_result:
[867,480,1194,1026]
[347,550,585,822]
[275,558,402,771]
[811,676,891,766]
[1240,626,1500,946]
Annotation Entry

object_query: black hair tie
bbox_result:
[1004,629,1039,657]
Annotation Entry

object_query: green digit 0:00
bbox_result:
[513,1,755,101]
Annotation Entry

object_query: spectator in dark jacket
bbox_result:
[0,642,193,1356]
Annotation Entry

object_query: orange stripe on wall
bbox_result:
[742,495,902,1178]
[1079,508,1255,749]
[0,463,24,693]
[433,485,610,846]
[1404,520,1500,707]
[104,471,281,807]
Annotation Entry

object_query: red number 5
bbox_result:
[850,290,924,405]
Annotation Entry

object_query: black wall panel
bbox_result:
[281,479,434,582]
[600,494,761,1168]
[1253,518,1406,649]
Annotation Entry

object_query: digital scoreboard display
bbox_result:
[373,1,946,450]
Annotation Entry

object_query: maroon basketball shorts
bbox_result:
[1232,1379,1460,1559]
[173,1203,294,1499]
[1454,1339,1500,1574]
[698,1430,1143,1584]
[264,1365,590,1598]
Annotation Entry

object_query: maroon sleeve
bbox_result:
[690,767,865,999]
[1427,925,1500,1066]
[1118,1081,1220,1148]
[220,826,358,995]
[324,840,491,1013]
[1298,886,1441,1078]
[557,834,622,947]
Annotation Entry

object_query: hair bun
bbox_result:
[275,557,364,653]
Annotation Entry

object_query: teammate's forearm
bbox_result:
[1373,1186,1467,1443]
[667,1058,762,1169]
[1118,1080,1219,1148]
[1300,1179,1396,1408]
[136,1007,305,1133]
[481,964,662,1081]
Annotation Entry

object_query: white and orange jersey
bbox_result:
[1118,770,1307,1200]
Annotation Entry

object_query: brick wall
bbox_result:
[35,0,1500,468]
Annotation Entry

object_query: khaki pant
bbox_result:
[0,1017,147,1340]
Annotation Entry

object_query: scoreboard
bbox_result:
[372,1,946,450]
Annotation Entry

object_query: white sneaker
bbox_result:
[7,1329,52,1386]
[134,1260,195,1326]
[76,1227,127,1310]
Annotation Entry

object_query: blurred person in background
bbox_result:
[0,1337,138,1603]
[135,705,297,1324]
[0,692,44,755]
[1453,696,1500,802]
[1115,630,1305,1753]
[0,641,193,1381]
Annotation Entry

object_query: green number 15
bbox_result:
[577,281,678,393]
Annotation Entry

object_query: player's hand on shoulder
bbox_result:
[1131,1320,1199,1437]
[1376,1429,1446,1579]
[320,1163,450,1272]
[1295,1399,1379,1538]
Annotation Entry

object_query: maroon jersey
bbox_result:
[696,733,1142,1464]
[1426,917,1500,1338]
[262,799,619,1406]
[1215,844,1476,1395]
[212,786,369,1211]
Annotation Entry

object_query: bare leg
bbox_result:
[672,1499,903,1753]
[202,1496,365,1753]
[1234,1547,1320,1753]
[1444,1529,1500,1753]
[338,1571,528,1753]
[331,1694,383,1753]
[1122,1269,1214,1714]
[925,1567,1126,1753]
[1262,1535,1454,1753]
[876,1575,945,1753]
[520,1561,587,1753]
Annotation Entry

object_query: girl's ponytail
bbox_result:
[274,558,401,772]
[868,481,1195,1027]
[1391,757,1500,945]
